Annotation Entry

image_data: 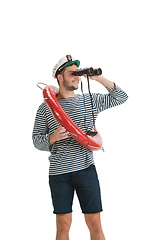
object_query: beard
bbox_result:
[63,78,78,91]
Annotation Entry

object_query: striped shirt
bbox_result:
[32,84,128,175]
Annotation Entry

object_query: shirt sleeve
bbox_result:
[92,84,128,114]
[32,105,50,151]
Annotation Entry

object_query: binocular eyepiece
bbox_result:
[74,67,102,76]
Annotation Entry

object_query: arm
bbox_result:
[88,75,128,113]
[32,106,50,151]
[32,103,70,151]
[85,73,115,89]
[95,76,116,89]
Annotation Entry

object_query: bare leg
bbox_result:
[84,213,105,240]
[56,213,72,240]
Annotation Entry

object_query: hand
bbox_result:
[84,73,102,81]
[49,126,69,145]
[83,67,102,81]
[84,67,115,88]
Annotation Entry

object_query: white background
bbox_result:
[0,0,160,239]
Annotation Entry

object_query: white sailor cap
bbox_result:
[52,55,80,78]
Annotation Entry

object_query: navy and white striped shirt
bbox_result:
[32,84,128,175]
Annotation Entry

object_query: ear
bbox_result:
[57,74,63,84]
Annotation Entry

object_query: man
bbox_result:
[32,55,128,240]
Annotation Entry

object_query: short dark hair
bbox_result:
[56,67,66,85]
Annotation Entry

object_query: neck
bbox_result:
[56,88,76,100]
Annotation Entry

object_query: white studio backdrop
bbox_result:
[0,0,160,240]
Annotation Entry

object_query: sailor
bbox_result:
[32,55,128,240]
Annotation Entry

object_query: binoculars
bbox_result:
[74,67,102,76]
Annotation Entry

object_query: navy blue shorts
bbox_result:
[49,164,103,214]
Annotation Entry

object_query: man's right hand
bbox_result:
[49,126,69,145]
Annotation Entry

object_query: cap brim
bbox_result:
[64,60,80,69]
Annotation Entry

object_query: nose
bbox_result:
[74,75,80,81]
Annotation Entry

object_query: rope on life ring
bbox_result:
[37,83,104,152]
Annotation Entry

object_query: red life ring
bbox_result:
[38,83,104,151]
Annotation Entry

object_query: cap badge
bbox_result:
[66,55,72,61]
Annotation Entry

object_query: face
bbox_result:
[59,65,80,91]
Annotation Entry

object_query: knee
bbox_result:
[89,220,102,233]
[57,221,71,233]
[56,214,72,234]
[85,214,102,233]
